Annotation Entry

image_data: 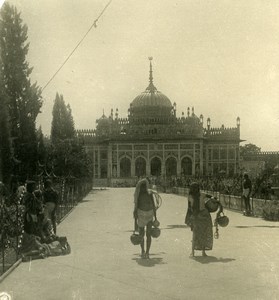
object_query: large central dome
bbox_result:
[129,58,173,119]
[132,82,172,109]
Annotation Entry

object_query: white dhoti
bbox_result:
[243,188,250,198]
[137,209,154,227]
[45,202,56,219]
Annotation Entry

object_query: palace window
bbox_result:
[120,157,131,177]
[100,164,107,178]
[228,147,235,159]
[151,157,161,176]
[181,157,192,176]
[100,151,107,160]
[220,147,227,159]
[213,148,219,160]
[135,157,146,177]
[166,157,177,177]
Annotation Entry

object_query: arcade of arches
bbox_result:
[92,142,239,180]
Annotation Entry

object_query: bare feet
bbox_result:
[145,253,150,259]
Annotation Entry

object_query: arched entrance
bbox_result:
[135,157,146,177]
[181,157,192,176]
[150,157,161,176]
[120,157,131,177]
[165,157,177,177]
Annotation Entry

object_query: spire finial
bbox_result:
[148,56,153,84]
[146,57,157,92]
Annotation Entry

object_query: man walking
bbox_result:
[133,178,157,259]
[243,173,252,216]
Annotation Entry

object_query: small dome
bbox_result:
[186,114,200,126]
[96,112,110,128]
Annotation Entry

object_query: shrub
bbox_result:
[262,201,279,221]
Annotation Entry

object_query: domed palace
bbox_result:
[77,58,242,186]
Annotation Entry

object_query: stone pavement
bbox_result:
[1,188,279,300]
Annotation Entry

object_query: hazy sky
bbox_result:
[2,0,279,150]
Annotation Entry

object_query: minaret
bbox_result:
[146,57,157,92]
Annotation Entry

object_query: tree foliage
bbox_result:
[49,93,92,178]
[51,93,75,143]
[37,126,46,164]
[0,70,12,184]
[240,143,261,157]
[0,3,42,178]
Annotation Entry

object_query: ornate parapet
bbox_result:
[242,151,279,161]
[77,119,239,143]
[76,129,96,137]
[204,126,240,140]
[76,129,97,144]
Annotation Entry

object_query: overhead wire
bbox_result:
[42,0,113,92]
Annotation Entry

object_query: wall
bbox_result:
[170,186,270,217]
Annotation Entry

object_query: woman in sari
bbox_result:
[188,182,213,257]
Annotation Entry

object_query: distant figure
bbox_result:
[43,180,59,234]
[133,178,157,259]
[242,173,252,215]
[188,182,213,257]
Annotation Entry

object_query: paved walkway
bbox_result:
[1,188,279,300]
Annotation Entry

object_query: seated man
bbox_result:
[43,180,59,234]
[37,206,57,244]
[23,181,44,235]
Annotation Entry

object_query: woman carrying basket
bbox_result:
[188,182,213,258]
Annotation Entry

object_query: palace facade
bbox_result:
[77,60,242,186]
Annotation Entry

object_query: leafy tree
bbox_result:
[65,104,75,139]
[0,3,42,178]
[0,73,12,184]
[240,143,261,158]
[51,93,75,143]
[49,93,92,178]
[37,126,46,164]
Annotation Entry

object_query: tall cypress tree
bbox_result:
[37,126,46,164]
[65,104,75,139]
[51,93,75,143]
[0,3,42,178]
[0,73,12,184]
[50,93,76,176]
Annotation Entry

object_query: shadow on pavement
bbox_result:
[79,199,91,203]
[132,253,167,267]
[193,256,236,264]
[165,225,188,229]
[235,225,279,228]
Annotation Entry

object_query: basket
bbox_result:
[130,219,143,245]
[205,197,220,213]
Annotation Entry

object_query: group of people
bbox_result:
[17,179,71,259]
[21,179,59,242]
[133,178,227,258]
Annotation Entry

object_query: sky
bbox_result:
[2,0,279,151]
